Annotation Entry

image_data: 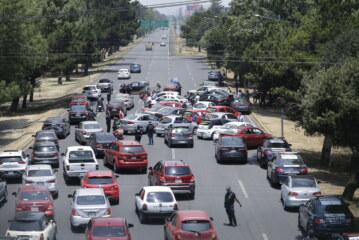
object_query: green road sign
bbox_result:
[140,20,169,28]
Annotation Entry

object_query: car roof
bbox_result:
[77,188,104,196]
[288,175,315,180]
[142,186,172,192]
[117,140,143,146]
[207,112,232,117]
[34,141,57,146]
[177,210,211,220]
[161,160,189,167]
[26,164,52,170]
[66,146,93,151]
[13,212,45,221]
[45,117,63,121]
[92,217,125,226]
[171,124,190,128]
[0,150,23,157]
[81,121,100,125]
[86,170,113,177]
[18,185,49,191]
[38,130,56,134]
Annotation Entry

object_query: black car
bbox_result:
[231,96,251,114]
[298,195,354,239]
[42,117,70,139]
[127,81,149,94]
[106,100,126,119]
[208,70,223,81]
[199,93,229,106]
[129,64,141,73]
[68,104,91,124]
[0,178,7,203]
[257,138,292,168]
[32,130,59,150]
[88,132,117,156]
[96,79,113,93]
[215,136,247,163]
[164,125,194,148]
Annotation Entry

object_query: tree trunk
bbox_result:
[84,63,89,76]
[198,45,201,52]
[342,147,359,200]
[29,77,36,102]
[234,73,239,93]
[22,94,27,109]
[57,75,62,85]
[320,135,332,166]
[65,74,70,81]
[10,97,20,112]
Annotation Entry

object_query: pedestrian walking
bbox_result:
[134,125,143,142]
[238,114,244,122]
[107,92,111,103]
[177,82,182,95]
[146,121,155,145]
[224,186,242,227]
[156,81,161,91]
[105,110,111,133]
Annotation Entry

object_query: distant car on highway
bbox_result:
[126,81,149,94]
[75,121,103,145]
[70,95,90,106]
[68,104,91,124]
[115,93,134,110]
[145,42,152,51]
[85,217,133,240]
[155,115,197,136]
[231,95,251,114]
[118,69,131,79]
[30,141,59,168]
[208,70,223,81]
[106,100,126,118]
[120,113,159,134]
[33,129,59,150]
[42,117,70,139]
[257,138,292,168]
[129,63,141,73]
[82,85,101,100]
[88,132,116,156]
[23,164,58,197]
[160,42,166,47]
[96,79,113,93]
[164,125,194,148]
[215,135,248,164]
[0,150,29,180]
[212,122,253,141]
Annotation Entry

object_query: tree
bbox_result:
[210,0,223,13]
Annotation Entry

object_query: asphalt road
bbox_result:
[0,28,304,240]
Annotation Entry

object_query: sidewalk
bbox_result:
[0,37,143,150]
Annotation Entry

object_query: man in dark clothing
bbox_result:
[224,186,242,227]
[134,125,143,142]
[146,121,155,145]
[107,92,111,103]
[88,109,96,121]
[105,110,111,133]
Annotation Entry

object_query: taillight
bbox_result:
[127,121,135,124]
[40,234,44,240]
[300,168,308,173]
[190,175,195,183]
[48,204,54,210]
[263,150,271,155]
[25,180,33,183]
[142,203,147,210]
[82,130,87,135]
[288,192,298,196]
[275,168,284,173]
[124,100,129,102]
[96,165,99,170]
[66,165,70,171]
[314,217,325,224]
[18,161,25,164]
[47,179,55,183]
[173,203,178,210]
[159,177,166,183]
[313,192,321,196]
[106,208,111,215]
[54,153,59,157]
[71,208,78,216]
[219,147,228,150]
[96,144,102,148]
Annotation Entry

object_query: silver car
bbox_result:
[115,93,134,110]
[155,115,198,137]
[75,121,103,145]
[68,188,111,227]
[30,141,59,168]
[120,113,159,134]
[22,165,58,197]
[281,175,321,209]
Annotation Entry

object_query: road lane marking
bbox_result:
[172,148,175,160]
[238,180,249,199]
[262,233,269,240]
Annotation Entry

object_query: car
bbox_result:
[200,81,218,87]
[88,132,117,156]
[115,93,134,110]
[183,109,209,124]
[202,90,233,103]
[135,186,178,223]
[199,93,229,106]
[219,126,272,148]
[85,217,133,240]
[231,95,251,114]
[32,130,59,150]
[75,121,103,145]
[155,115,198,136]
[68,188,111,228]
[14,185,54,219]
[145,42,152,51]
[70,95,89,106]
[215,135,248,164]
[96,79,113,93]
[162,33,167,39]
[62,146,99,183]
[298,195,354,239]
[163,83,178,92]
[143,102,182,112]
[208,70,223,81]
[0,178,7,203]
[206,106,241,117]
[126,81,149,94]
[107,100,126,118]
[30,141,59,168]
[68,104,91,124]
[148,160,195,198]
[151,107,185,119]
[6,212,57,240]
[257,138,292,168]
[42,117,70,139]
[156,95,188,104]
[157,91,179,98]
[129,63,141,73]
[212,122,253,141]
[281,175,321,210]
[0,150,29,180]
[196,113,239,140]
[82,85,101,100]
[118,69,131,79]
[160,42,166,47]
[267,152,308,187]
[164,210,218,240]
[81,170,120,204]
[334,233,359,240]
[164,125,194,148]
[193,101,215,110]
[120,113,159,134]
[104,140,148,173]
[22,165,58,197]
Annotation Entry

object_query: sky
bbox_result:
[138,0,232,15]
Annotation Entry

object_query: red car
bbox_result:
[14,185,54,219]
[183,109,209,124]
[70,95,90,106]
[206,106,241,117]
[81,170,120,204]
[164,210,218,240]
[85,217,133,240]
[163,83,179,92]
[104,140,148,173]
[220,126,272,148]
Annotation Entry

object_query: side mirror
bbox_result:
[210,217,214,221]
[128,223,134,228]
[61,153,65,156]
[67,194,73,198]
[135,193,140,197]
[12,192,17,197]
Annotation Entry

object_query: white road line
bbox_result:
[171,148,175,160]
[262,233,269,240]
[238,180,249,199]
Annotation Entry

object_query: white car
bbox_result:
[62,146,99,183]
[193,101,215,110]
[23,165,58,197]
[156,95,188,104]
[118,69,131,79]
[115,93,134,110]
[6,212,57,240]
[157,91,179,98]
[212,122,254,141]
[0,150,29,180]
[83,85,101,99]
[135,186,178,223]
[160,42,166,47]
[75,121,103,145]
[196,113,238,139]
[69,188,111,227]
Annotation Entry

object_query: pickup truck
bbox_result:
[62,146,99,183]
[96,79,113,93]
[145,42,152,51]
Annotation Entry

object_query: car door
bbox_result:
[252,128,266,147]
[135,189,145,210]
[153,163,163,185]
[106,143,116,165]
[301,200,313,230]
[166,213,178,240]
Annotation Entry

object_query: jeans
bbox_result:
[225,206,237,225]
[148,134,154,144]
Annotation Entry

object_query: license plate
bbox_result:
[37,182,44,186]
[88,212,96,217]
[31,207,39,211]
[178,141,186,143]
[130,157,137,160]
[76,114,80,117]
[175,179,182,183]
[230,150,237,153]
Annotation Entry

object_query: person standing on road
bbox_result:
[134,125,143,142]
[146,121,155,145]
[107,92,111,103]
[105,110,111,133]
[238,114,244,122]
[224,186,242,227]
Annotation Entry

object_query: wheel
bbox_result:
[164,227,169,240]
[3,188,7,202]
[168,141,172,148]
[53,163,59,169]
[135,203,139,213]
[256,151,261,161]
[270,172,276,187]
[189,192,195,200]
[156,133,161,137]
[103,156,108,167]
[189,144,194,148]
[63,172,70,184]
[113,162,119,173]
[282,197,288,210]
[139,211,146,224]
[53,191,58,199]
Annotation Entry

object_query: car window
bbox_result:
[9,220,42,231]
[252,128,263,134]
[149,115,158,121]
[160,118,172,124]
[268,139,289,148]
[28,169,52,177]
[35,146,56,152]
[20,191,49,201]
[165,166,190,176]
[0,156,23,163]
[87,176,114,185]
[221,137,245,147]
[292,178,317,188]
[181,220,211,232]
[146,192,174,203]
[141,115,150,121]
[182,118,190,123]
[171,214,178,227]
[226,114,237,120]
[77,195,105,205]
[122,146,145,153]
[93,226,126,237]
[95,134,116,142]
[69,151,93,159]
[172,127,190,133]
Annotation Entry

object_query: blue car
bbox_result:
[130,64,141,73]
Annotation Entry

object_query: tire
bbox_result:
[113,162,119,173]
[168,141,172,148]
[211,132,215,140]
[139,211,146,224]
[283,198,288,210]
[270,172,276,187]
[53,191,58,199]
[64,172,70,184]
[189,144,194,148]
[103,156,108,167]
[3,188,8,202]
[164,227,169,240]
[156,133,161,137]
[297,215,302,230]
[189,192,195,200]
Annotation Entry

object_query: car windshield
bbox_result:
[96,134,116,142]
[68,151,94,162]
[146,192,174,203]
[92,226,126,237]
[206,107,217,113]
[108,101,123,107]
[194,103,206,108]
[34,146,56,152]
[77,195,105,205]
[172,127,190,133]
[87,176,114,185]
[119,69,127,72]
[28,169,52,177]
[37,132,55,138]
[84,124,101,130]
[70,105,87,112]
[99,79,110,83]
[181,220,211,232]
[292,178,317,188]
[9,220,42,231]
[165,166,190,176]
[221,137,244,146]
[124,114,138,120]
[122,146,145,153]
[278,156,304,165]
[205,114,219,120]
[318,204,349,214]
[0,156,22,163]
[84,86,95,91]
[20,191,49,201]
[158,108,174,114]
[45,118,62,124]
